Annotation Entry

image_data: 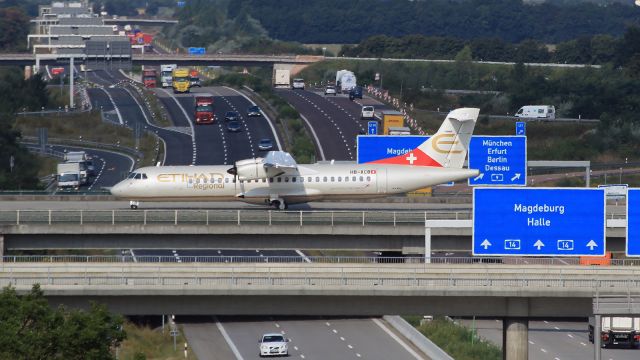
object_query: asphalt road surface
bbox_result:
[459,318,639,360]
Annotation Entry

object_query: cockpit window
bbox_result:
[142,174,148,180]
[127,172,137,179]
[134,173,142,179]
[128,172,147,180]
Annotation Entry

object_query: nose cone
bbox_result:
[110,181,126,198]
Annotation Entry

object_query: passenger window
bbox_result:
[367,176,371,182]
[330,176,335,182]
[225,178,229,183]
[345,176,349,182]
[240,180,244,184]
[300,177,304,183]
[352,176,356,182]
[308,177,312,182]
[292,177,297,183]
[338,177,342,182]
[323,177,328,182]
[277,177,282,183]
[269,178,274,183]
[359,176,364,182]
[262,179,266,183]
[316,177,320,182]
[285,177,289,182]
[218,178,222,184]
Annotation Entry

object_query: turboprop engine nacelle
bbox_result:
[229,158,268,181]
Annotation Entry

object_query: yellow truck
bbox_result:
[381,110,404,135]
[171,68,191,93]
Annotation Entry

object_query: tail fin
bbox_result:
[420,108,479,168]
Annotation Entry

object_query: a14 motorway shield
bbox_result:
[473,188,605,256]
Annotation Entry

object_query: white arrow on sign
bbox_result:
[511,173,521,181]
[481,239,492,250]
[474,173,484,181]
[586,240,598,250]
[533,240,545,250]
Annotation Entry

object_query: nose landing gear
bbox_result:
[270,199,288,210]
[129,200,140,210]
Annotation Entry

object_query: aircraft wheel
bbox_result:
[130,201,139,210]
[279,201,288,210]
[130,204,138,210]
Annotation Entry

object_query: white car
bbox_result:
[291,78,305,90]
[361,106,374,120]
[259,333,290,357]
[324,85,336,95]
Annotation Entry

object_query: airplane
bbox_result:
[110,108,480,209]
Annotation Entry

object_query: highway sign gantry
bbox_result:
[473,188,605,256]
[627,189,640,256]
[468,136,527,186]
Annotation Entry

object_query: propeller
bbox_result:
[227,165,238,183]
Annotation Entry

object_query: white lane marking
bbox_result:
[348,344,353,349]
[580,342,587,346]
[340,336,345,341]
[541,348,547,353]
[372,318,423,360]
[555,357,560,360]
[554,326,560,330]
[88,157,106,190]
[332,329,338,334]
[119,87,168,165]
[214,318,244,360]
[544,321,549,324]
[97,88,124,125]
[159,89,197,164]
[223,86,283,151]
[356,353,361,357]
[275,323,280,328]
[325,322,331,326]
[529,340,535,345]
[294,346,298,351]
[300,355,305,359]
[298,113,326,161]
[567,334,574,338]
[296,250,311,263]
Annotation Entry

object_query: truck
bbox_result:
[514,105,556,120]
[57,162,81,190]
[589,316,640,348]
[172,68,191,93]
[194,95,215,124]
[274,69,290,88]
[64,151,89,184]
[142,69,157,88]
[160,64,177,88]
[336,70,357,93]
[189,69,201,87]
[381,110,405,135]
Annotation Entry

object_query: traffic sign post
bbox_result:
[367,121,378,135]
[627,189,640,256]
[473,188,605,256]
[516,122,526,135]
[468,136,527,186]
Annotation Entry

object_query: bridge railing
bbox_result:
[0,209,472,226]
[5,255,640,266]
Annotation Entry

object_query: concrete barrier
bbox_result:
[383,315,454,360]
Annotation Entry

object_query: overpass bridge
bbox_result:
[0,209,627,255]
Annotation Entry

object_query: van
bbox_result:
[515,105,555,120]
[361,106,374,120]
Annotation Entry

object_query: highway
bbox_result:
[459,318,638,360]
[215,316,423,360]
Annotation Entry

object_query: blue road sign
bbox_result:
[627,189,640,256]
[367,121,378,135]
[516,122,526,135]
[177,1,186,7]
[188,47,205,55]
[473,188,605,256]
[357,135,426,164]
[468,136,526,186]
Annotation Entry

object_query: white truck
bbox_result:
[514,105,555,120]
[589,316,640,349]
[336,70,357,93]
[274,69,290,88]
[64,151,90,184]
[57,163,81,190]
[160,64,177,88]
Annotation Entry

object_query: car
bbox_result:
[259,333,289,357]
[349,86,363,100]
[247,105,262,117]
[224,111,240,122]
[258,138,274,151]
[361,106,374,120]
[324,85,336,96]
[291,78,305,90]
[226,120,242,132]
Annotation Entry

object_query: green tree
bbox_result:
[0,285,126,360]
[0,7,30,52]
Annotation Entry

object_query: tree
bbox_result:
[0,7,30,52]
[0,285,126,360]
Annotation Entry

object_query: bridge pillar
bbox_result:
[503,318,528,360]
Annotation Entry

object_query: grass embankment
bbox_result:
[36,155,58,177]
[206,71,317,163]
[15,111,162,167]
[118,322,197,360]
[404,316,501,360]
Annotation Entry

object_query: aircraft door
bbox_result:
[376,169,387,193]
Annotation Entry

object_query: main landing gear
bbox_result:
[129,200,140,210]
[270,199,288,210]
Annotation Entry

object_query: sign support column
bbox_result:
[424,224,431,264]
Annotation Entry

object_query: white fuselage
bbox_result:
[111,163,478,206]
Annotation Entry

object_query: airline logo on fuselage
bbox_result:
[157,172,226,190]
[431,133,461,154]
